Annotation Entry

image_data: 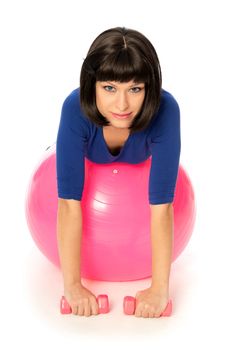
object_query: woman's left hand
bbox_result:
[134,287,169,318]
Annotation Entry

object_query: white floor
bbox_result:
[2,179,231,349]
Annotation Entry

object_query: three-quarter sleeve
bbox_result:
[148,92,181,204]
[56,90,88,200]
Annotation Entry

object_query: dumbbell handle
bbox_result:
[60,294,109,314]
[123,296,172,316]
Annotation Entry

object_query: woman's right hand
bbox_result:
[64,283,99,316]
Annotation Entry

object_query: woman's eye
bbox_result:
[103,85,115,92]
[131,87,142,93]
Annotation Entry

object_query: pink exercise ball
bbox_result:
[25,144,196,282]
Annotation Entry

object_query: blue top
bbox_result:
[56,87,181,205]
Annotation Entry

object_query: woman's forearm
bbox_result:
[149,204,174,292]
[56,201,83,288]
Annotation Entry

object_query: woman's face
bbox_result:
[95,80,145,130]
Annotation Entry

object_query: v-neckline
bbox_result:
[101,126,133,157]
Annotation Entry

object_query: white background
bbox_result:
[1,0,232,348]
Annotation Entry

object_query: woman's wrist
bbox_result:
[150,282,169,295]
[64,280,83,291]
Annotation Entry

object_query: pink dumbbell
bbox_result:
[123,296,172,317]
[60,294,109,314]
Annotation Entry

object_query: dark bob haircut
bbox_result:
[80,26,162,134]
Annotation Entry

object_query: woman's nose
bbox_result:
[115,93,129,111]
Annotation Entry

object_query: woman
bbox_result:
[56,26,181,318]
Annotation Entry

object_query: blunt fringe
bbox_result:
[80,26,162,134]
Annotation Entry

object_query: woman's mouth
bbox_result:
[112,112,132,119]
